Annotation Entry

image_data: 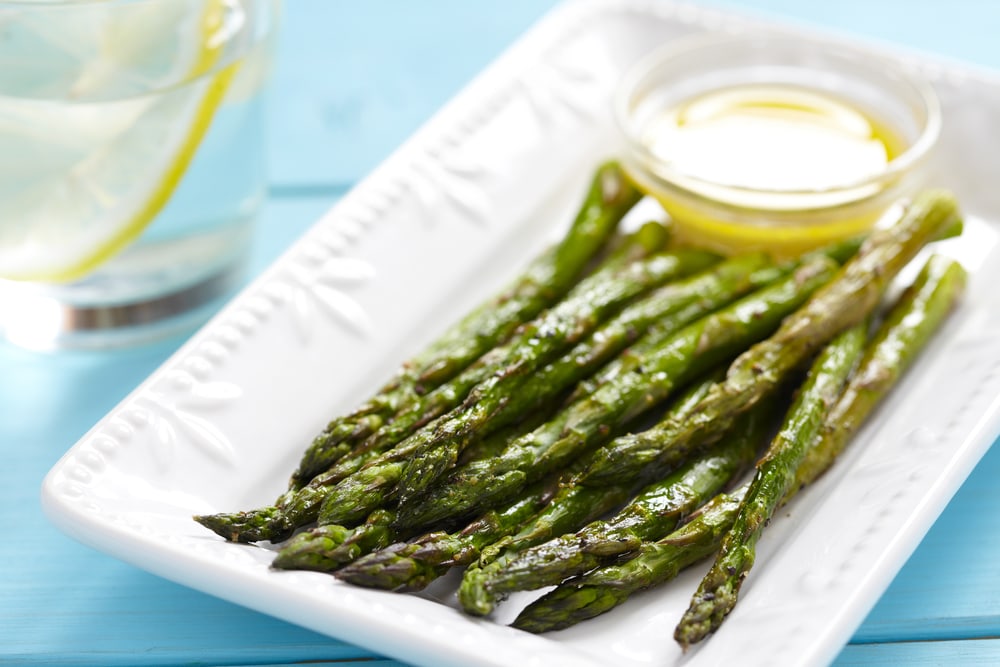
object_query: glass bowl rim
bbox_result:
[614,30,942,200]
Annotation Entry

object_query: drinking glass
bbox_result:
[0,0,280,349]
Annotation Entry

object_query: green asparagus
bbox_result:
[270,409,558,572]
[564,237,864,404]
[346,225,690,462]
[393,251,787,507]
[514,254,966,634]
[289,160,640,488]
[195,241,708,543]
[336,371,721,591]
[513,488,748,633]
[305,248,717,527]
[334,479,558,590]
[395,257,837,531]
[793,254,967,489]
[458,394,776,616]
[578,190,960,488]
[673,323,867,647]
[271,509,396,573]
[358,247,715,457]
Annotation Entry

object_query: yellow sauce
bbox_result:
[634,85,906,257]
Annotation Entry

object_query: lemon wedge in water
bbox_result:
[0,0,243,283]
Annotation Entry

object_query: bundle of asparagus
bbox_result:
[193,160,966,655]
[514,255,966,637]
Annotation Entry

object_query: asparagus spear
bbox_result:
[392,251,787,507]
[458,393,776,616]
[415,163,646,389]
[513,488,748,633]
[353,246,717,462]
[289,161,640,488]
[578,190,960,488]
[564,236,864,405]
[587,219,674,272]
[286,227,671,489]
[333,479,557,591]
[485,371,722,563]
[514,255,966,633]
[393,257,837,531]
[265,248,716,536]
[457,404,568,468]
[270,408,558,573]
[673,323,868,647]
[336,371,720,591]
[195,239,704,543]
[792,254,967,488]
[314,251,795,530]
[271,509,396,573]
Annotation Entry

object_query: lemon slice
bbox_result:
[0,0,240,283]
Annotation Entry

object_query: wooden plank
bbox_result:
[849,439,1000,643]
[836,638,1000,666]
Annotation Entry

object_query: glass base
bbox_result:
[0,261,245,351]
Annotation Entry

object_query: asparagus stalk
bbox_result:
[347,225,693,461]
[513,488,748,633]
[195,239,704,543]
[337,376,715,590]
[578,190,960,488]
[270,408,558,572]
[394,257,837,531]
[289,161,640,488]
[357,247,716,461]
[296,248,714,527]
[415,163,646,389]
[458,393,776,616]
[792,254,967,488]
[673,323,868,647]
[333,480,556,591]
[271,509,396,573]
[314,251,792,530]
[564,237,864,404]
[393,252,787,507]
[514,254,966,634]
[336,371,721,591]
[457,404,568,468]
[586,219,673,272]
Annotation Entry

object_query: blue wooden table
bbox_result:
[4,1,999,665]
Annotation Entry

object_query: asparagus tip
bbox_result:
[193,513,244,543]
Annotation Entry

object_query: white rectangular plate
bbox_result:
[41,1,1000,666]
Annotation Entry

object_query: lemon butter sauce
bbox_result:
[616,35,940,258]
[643,85,902,199]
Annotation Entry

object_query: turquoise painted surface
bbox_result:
[3,1,999,665]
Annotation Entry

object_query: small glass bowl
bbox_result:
[615,32,941,257]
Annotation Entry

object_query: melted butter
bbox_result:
[644,86,900,198]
